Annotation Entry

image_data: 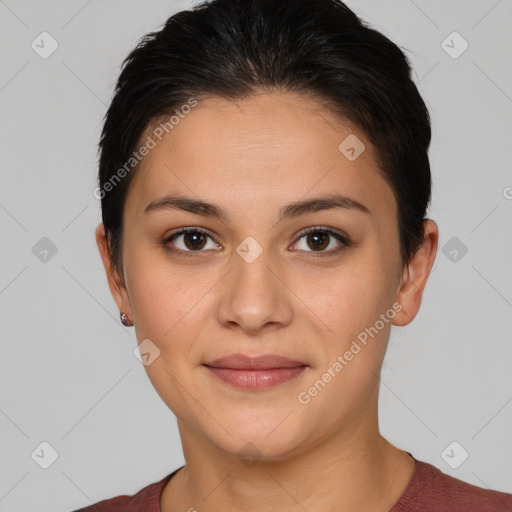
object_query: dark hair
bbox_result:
[98,0,431,278]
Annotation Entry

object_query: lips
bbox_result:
[203,354,308,390]
[205,354,306,370]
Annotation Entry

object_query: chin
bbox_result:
[202,410,312,463]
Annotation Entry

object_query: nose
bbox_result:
[216,239,294,336]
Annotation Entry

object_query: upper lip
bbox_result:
[204,354,307,370]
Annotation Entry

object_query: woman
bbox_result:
[74,0,512,510]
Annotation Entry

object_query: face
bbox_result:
[97,92,434,462]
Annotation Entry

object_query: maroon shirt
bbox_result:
[71,455,512,511]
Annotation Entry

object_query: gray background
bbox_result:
[1,0,511,510]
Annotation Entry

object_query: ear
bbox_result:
[392,219,438,326]
[95,223,133,323]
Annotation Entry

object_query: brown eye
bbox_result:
[305,232,330,251]
[293,227,350,256]
[164,228,220,256]
[182,231,207,250]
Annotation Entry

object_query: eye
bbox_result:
[163,227,220,257]
[292,226,351,257]
[163,226,351,259]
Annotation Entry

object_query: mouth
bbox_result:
[203,354,308,390]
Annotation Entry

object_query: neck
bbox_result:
[161,417,415,511]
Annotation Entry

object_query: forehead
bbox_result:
[126,92,396,224]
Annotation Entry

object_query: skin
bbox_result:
[96,91,438,511]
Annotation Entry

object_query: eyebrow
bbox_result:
[143,193,370,221]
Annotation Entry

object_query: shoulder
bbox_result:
[70,469,180,512]
[392,457,512,512]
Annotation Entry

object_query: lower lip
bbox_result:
[204,365,307,390]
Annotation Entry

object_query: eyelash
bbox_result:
[162,226,352,259]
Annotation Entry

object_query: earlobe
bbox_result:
[392,219,438,327]
[95,223,133,321]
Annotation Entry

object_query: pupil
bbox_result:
[308,232,328,251]
[185,232,206,250]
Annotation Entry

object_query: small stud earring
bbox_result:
[120,312,133,327]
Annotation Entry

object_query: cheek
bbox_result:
[303,260,392,338]
[125,248,203,334]
[126,252,218,396]
[126,261,206,416]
